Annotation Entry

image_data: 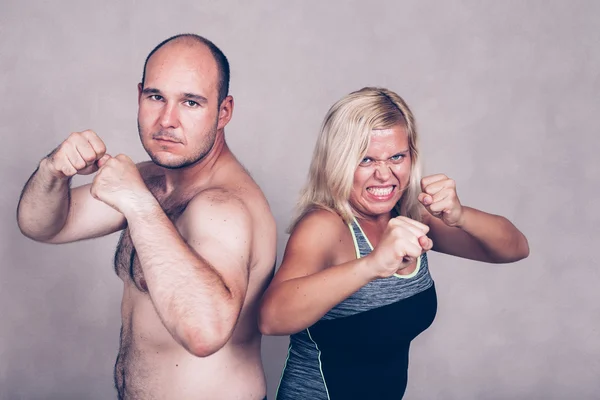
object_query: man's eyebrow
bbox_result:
[142,87,161,95]
[183,93,208,104]
[141,88,208,105]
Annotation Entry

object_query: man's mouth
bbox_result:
[154,137,180,143]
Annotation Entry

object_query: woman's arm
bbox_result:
[258,211,373,335]
[259,210,432,335]
[420,174,529,263]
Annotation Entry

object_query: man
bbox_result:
[17,34,276,400]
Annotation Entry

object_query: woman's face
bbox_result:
[349,124,412,219]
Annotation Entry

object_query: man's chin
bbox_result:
[148,154,185,169]
[150,154,204,170]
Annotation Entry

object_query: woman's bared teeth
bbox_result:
[367,186,394,196]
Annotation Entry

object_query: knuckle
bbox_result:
[85,130,101,142]
[62,166,74,176]
[393,218,407,229]
[83,153,97,163]
[428,202,441,212]
[79,147,96,160]
[61,139,74,150]
[391,228,404,240]
[52,147,65,160]
[69,131,82,140]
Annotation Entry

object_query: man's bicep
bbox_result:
[47,184,126,244]
[181,195,253,302]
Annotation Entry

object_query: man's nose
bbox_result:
[160,103,180,129]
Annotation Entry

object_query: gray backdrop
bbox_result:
[1,1,598,399]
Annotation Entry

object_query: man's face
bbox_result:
[137,41,222,169]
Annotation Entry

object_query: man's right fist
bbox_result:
[44,130,109,178]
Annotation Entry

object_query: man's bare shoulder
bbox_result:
[195,187,244,204]
[177,188,251,235]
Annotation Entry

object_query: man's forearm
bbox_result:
[17,158,72,241]
[125,198,237,356]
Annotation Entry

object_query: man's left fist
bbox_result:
[90,154,151,215]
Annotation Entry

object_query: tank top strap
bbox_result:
[348,218,373,259]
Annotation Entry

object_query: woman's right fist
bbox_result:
[44,130,108,178]
[365,216,433,279]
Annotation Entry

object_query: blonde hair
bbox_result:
[290,87,422,231]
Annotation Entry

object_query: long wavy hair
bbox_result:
[290,87,422,231]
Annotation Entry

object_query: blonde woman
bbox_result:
[259,87,529,399]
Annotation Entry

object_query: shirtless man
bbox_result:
[16,34,276,400]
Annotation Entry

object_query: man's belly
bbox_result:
[116,285,266,399]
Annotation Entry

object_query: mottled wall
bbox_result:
[1,1,598,399]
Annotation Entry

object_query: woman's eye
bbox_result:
[360,158,373,165]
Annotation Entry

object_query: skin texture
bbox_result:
[350,126,412,221]
[259,123,529,336]
[17,38,276,400]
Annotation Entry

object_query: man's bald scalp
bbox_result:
[141,33,230,104]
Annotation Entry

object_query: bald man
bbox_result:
[17,34,276,400]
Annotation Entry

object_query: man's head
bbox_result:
[141,34,230,105]
[137,34,233,169]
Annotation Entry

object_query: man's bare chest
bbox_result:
[113,178,190,292]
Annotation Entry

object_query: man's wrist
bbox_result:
[122,191,161,221]
[38,158,71,187]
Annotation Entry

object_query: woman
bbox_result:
[259,87,529,399]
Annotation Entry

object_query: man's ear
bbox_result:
[217,95,234,130]
[137,83,143,104]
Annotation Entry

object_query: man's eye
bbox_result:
[185,100,199,107]
[149,95,163,101]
